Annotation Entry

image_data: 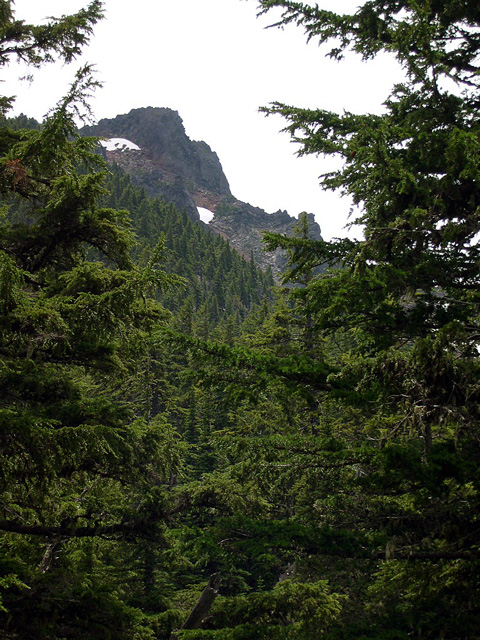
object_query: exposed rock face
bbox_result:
[210,201,321,274]
[82,107,231,219]
[82,107,322,277]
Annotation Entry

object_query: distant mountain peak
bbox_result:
[81,107,322,277]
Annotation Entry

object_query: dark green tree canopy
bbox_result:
[259,0,480,346]
[258,0,480,88]
[253,2,480,637]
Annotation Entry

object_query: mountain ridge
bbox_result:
[81,107,322,276]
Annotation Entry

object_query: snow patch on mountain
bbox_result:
[197,207,214,224]
[100,138,141,152]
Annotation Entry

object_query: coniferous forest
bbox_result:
[1,1,480,638]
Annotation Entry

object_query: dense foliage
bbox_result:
[253,0,480,637]
[102,165,274,334]
[1,0,480,639]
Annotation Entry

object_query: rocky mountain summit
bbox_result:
[82,107,322,276]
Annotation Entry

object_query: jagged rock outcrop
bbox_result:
[82,107,230,219]
[81,107,322,277]
[210,201,321,274]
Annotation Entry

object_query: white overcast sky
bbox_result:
[3,0,405,240]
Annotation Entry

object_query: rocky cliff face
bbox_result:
[82,107,322,277]
[211,201,321,274]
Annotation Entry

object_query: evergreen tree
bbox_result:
[0,5,186,638]
[254,1,480,637]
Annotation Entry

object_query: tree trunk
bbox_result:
[170,573,221,639]
[39,537,64,572]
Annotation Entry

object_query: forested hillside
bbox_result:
[102,165,275,335]
[1,1,480,639]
